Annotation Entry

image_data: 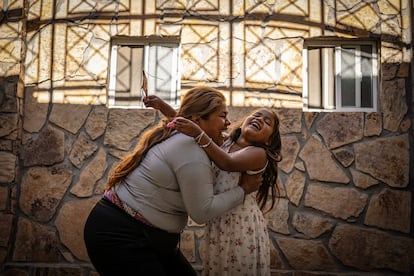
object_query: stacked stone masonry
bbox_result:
[0,0,413,275]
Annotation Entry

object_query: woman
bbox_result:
[83,86,262,276]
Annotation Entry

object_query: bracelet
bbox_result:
[199,137,212,148]
[194,131,205,143]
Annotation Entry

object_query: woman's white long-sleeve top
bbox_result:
[113,132,245,233]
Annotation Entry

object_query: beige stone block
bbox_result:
[25,32,40,84]
[71,148,107,197]
[378,0,400,14]
[5,0,23,9]
[300,136,350,183]
[317,112,364,149]
[350,168,379,189]
[28,0,41,20]
[279,135,300,173]
[66,25,93,76]
[52,24,67,81]
[85,105,108,140]
[0,186,7,210]
[232,0,244,16]
[158,0,186,10]
[0,39,21,76]
[130,0,142,14]
[50,104,91,134]
[355,135,409,188]
[0,113,18,138]
[0,22,21,38]
[400,117,411,132]
[381,16,401,37]
[285,169,305,206]
[40,0,53,20]
[281,0,309,15]
[329,224,414,273]
[55,0,68,18]
[266,198,289,234]
[13,218,61,261]
[277,237,337,270]
[144,19,157,35]
[104,109,155,150]
[305,184,368,220]
[115,23,130,36]
[219,0,230,15]
[69,132,98,168]
[381,42,403,63]
[338,5,379,32]
[269,240,286,269]
[55,196,101,261]
[0,248,6,265]
[292,212,334,238]
[39,25,53,82]
[23,88,48,133]
[130,21,142,36]
[401,14,410,44]
[364,112,382,136]
[309,0,322,23]
[381,79,407,131]
[0,214,13,246]
[333,147,354,168]
[20,165,72,222]
[365,188,411,233]
[160,24,182,36]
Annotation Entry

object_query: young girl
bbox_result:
[172,108,282,276]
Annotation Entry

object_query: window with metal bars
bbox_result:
[302,38,378,112]
[107,36,181,108]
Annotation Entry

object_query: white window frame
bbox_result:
[303,38,378,112]
[107,36,181,109]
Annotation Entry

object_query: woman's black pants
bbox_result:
[84,198,197,276]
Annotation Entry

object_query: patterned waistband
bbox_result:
[103,189,155,227]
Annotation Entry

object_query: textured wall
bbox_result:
[0,0,413,275]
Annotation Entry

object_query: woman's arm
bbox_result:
[173,117,267,172]
[170,139,261,224]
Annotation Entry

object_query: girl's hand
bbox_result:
[173,117,203,138]
[143,95,164,110]
[143,95,177,118]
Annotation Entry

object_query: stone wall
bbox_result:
[0,0,413,275]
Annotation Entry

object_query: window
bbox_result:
[107,36,181,108]
[302,38,378,112]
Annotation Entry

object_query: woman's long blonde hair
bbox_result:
[106,86,226,190]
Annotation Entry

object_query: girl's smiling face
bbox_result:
[241,109,276,146]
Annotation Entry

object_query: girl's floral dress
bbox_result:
[202,142,270,276]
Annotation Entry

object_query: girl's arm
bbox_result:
[143,95,177,118]
[173,117,267,172]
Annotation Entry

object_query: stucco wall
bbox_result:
[0,0,413,275]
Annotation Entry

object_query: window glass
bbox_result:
[114,46,144,107]
[147,44,179,105]
[341,47,356,107]
[361,45,373,108]
[324,47,335,109]
[308,48,322,109]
